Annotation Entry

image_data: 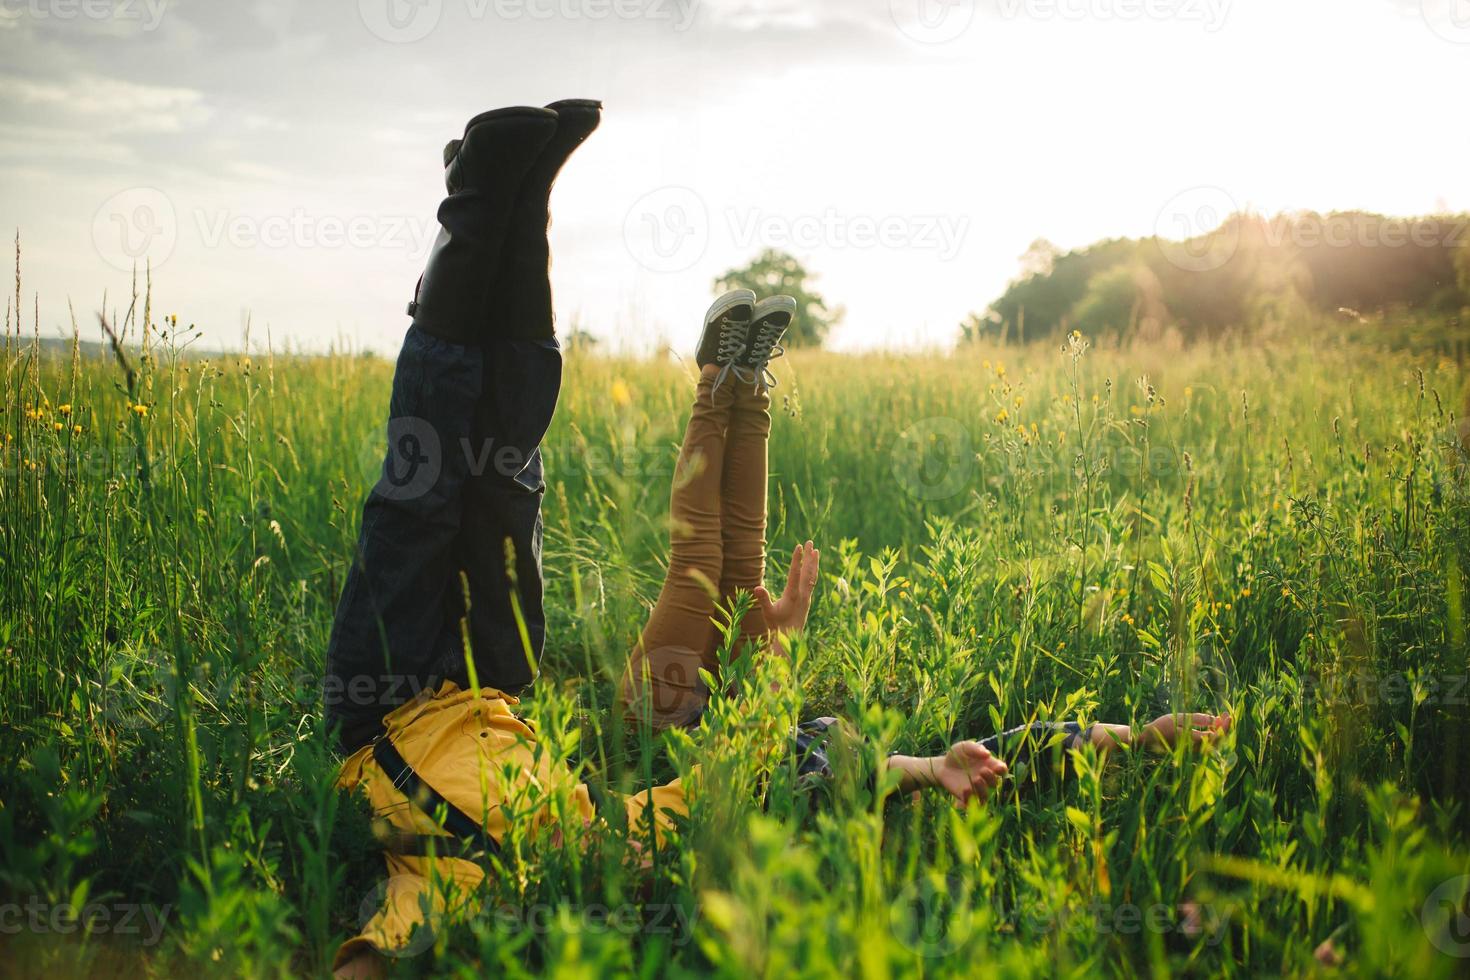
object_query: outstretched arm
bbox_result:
[1085,712,1232,753]
[888,741,1009,804]
[891,712,1231,806]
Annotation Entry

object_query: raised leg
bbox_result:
[454,336,563,693]
[717,383,772,653]
[620,367,734,727]
[324,327,485,754]
[326,106,567,754]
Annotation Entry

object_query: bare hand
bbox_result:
[933,740,1009,806]
[754,540,820,634]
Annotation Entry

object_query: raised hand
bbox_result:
[753,540,820,635]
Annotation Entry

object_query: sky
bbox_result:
[0,0,1466,355]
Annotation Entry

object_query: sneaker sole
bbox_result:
[750,295,796,328]
[705,289,756,327]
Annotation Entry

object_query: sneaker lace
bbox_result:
[712,317,753,394]
[749,322,787,391]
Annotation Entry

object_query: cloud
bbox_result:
[2,73,212,134]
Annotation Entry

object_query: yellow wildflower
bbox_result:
[611,378,632,408]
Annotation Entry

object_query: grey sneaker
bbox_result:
[697,289,756,390]
[741,295,796,391]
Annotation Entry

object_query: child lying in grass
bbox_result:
[330,278,1230,977]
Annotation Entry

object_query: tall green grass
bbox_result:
[2,281,1468,976]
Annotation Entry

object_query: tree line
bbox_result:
[966,212,1470,346]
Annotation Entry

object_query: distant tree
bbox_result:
[562,327,600,353]
[958,310,1000,345]
[714,249,842,347]
[1018,238,1060,278]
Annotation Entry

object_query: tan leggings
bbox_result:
[620,370,771,727]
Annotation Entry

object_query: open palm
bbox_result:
[754,540,820,634]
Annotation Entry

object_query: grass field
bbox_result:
[2,298,1469,976]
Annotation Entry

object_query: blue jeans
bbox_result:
[324,325,562,753]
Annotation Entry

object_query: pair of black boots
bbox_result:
[408,99,601,344]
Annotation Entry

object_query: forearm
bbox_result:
[1088,722,1136,752]
[886,753,944,793]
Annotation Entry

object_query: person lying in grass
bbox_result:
[330,275,1231,977]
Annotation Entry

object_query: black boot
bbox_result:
[407,106,560,346]
[487,98,603,340]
